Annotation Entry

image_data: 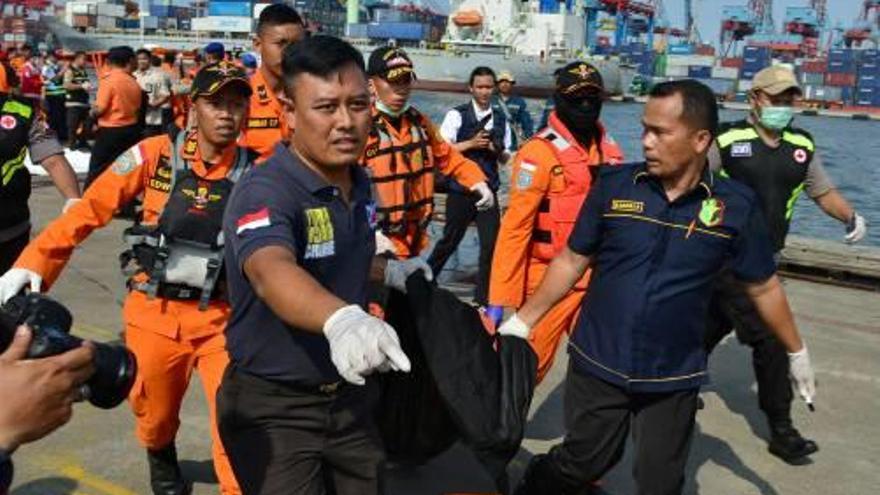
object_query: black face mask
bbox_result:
[553,93,602,144]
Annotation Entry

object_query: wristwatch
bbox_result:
[0,447,12,494]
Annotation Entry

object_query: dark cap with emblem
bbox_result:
[555,61,605,97]
[191,62,252,99]
[367,46,416,82]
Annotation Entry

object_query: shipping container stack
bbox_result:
[294,0,346,37]
[739,45,771,85]
[192,0,252,35]
[855,49,880,108]
[619,42,654,76]
[65,0,195,32]
[824,48,857,105]
[659,49,735,97]
[346,5,447,43]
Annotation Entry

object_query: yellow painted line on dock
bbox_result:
[28,455,138,495]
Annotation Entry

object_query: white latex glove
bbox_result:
[80,81,91,91]
[788,345,816,407]
[384,257,433,292]
[497,313,530,340]
[0,268,42,304]
[62,198,80,214]
[375,230,396,256]
[470,182,495,211]
[322,305,411,385]
[844,212,867,244]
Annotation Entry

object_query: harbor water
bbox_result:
[411,91,880,249]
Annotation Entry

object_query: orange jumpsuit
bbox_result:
[489,112,623,383]
[239,68,288,160]
[14,131,243,494]
[361,106,486,259]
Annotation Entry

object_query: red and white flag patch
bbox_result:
[236,207,271,235]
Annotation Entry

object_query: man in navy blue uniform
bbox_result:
[217,36,430,495]
[500,80,817,495]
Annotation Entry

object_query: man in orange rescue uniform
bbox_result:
[487,61,623,383]
[240,4,307,159]
[362,45,491,259]
[0,62,255,495]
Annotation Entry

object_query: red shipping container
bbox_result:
[721,57,743,69]
[696,44,716,56]
[802,59,828,73]
[825,72,856,87]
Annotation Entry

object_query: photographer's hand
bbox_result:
[0,326,94,452]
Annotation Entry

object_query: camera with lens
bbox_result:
[0,293,137,409]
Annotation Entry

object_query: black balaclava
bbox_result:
[553,92,602,146]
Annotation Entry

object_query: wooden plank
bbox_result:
[780,235,880,281]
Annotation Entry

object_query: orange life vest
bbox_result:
[530,119,623,262]
[362,107,434,254]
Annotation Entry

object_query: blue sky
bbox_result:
[664,0,867,45]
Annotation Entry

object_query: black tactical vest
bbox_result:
[716,120,814,251]
[66,67,90,105]
[0,94,36,230]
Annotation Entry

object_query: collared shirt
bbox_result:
[440,99,513,153]
[566,162,777,393]
[239,68,288,160]
[96,68,142,128]
[224,143,376,385]
[135,67,172,126]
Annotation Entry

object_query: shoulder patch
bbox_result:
[111,145,144,175]
[516,161,537,189]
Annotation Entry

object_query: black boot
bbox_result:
[147,443,192,495]
[514,454,596,495]
[768,422,819,463]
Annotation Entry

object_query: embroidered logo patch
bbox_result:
[699,198,725,227]
[0,115,16,130]
[304,207,335,259]
[731,142,752,157]
[111,146,144,175]
[793,148,808,164]
[611,199,644,214]
[516,162,536,190]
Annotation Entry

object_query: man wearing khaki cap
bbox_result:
[705,65,867,463]
[493,70,533,148]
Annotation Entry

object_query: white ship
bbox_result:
[43,0,631,96]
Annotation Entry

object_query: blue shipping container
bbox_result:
[860,62,880,75]
[346,23,368,38]
[367,22,425,41]
[827,60,856,74]
[208,2,251,17]
[841,86,854,105]
[828,48,855,61]
[668,44,694,55]
[149,5,173,17]
[858,74,879,88]
[741,70,758,80]
[688,66,712,78]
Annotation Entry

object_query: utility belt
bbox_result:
[120,225,225,310]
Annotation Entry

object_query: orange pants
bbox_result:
[527,288,585,384]
[125,324,240,494]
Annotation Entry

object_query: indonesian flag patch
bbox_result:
[236,207,271,235]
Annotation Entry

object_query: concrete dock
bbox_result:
[8,185,880,495]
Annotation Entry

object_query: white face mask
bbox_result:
[375,99,409,118]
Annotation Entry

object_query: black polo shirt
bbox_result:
[567,162,777,393]
[223,143,377,385]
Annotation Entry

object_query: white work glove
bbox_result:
[375,230,396,256]
[470,182,495,211]
[322,305,411,385]
[844,212,867,244]
[0,268,42,304]
[788,345,816,407]
[62,198,80,214]
[384,257,433,292]
[497,313,530,340]
[80,81,91,91]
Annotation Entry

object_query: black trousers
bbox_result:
[0,230,30,274]
[85,124,142,190]
[427,190,499,306]
[217,366,385,495]
[45,95,67,142]
[704,272,793,427]
[523,365,698,495]
[66,106,90,149]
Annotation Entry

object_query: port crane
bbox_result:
[584,0,657,53]
[844,0,880,47]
